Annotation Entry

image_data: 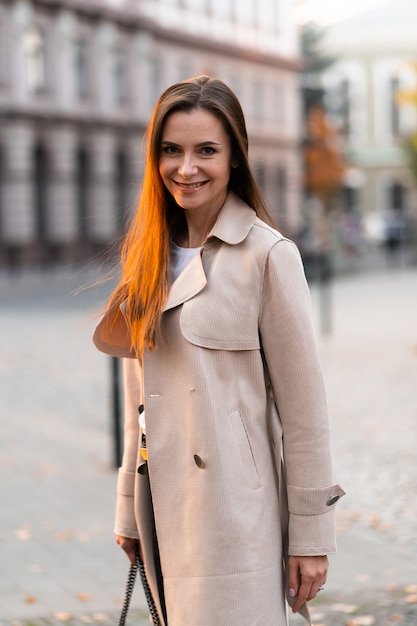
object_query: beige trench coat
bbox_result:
[94,193,344,626]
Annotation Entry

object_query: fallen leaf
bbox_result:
[404,584,417,594]
[14,525,33,541]
[388,615,404,622]
[92,614,108,623]
[35,462,58,477]
[53,613,72,622]
[331,603,358,614]
[345,617,375,626]
[77,592,92,602]
[355,574,371,584]
[310,612,325,621]
[404,594,417,604]
[54,529,75,541]
[386,584,398,591]
[28,563,44,574]
[25,596,37,604]
[77,532,90,542]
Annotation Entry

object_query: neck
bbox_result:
[174,213,220,248]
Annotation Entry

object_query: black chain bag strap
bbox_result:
[118,545,162,626]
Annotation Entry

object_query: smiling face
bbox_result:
[159,108,233,221]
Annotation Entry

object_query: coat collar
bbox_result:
[93,192,257,353]
[163,192,256,312]
[209,191,257,245]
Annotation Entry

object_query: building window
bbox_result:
[150,56,163,106]
[23,26,46,93]
[273,84,284,121]
[255,162,266,193]
[113,48,128,105]
[253,80,263,119]
[230,0,237,21]
[74,39,89,98]
[250,0,258,24]
[115,151,130,232]
[76,148,89,239]
[0,147,3,242]
[276,167,287,221]
[33,145,48,242]
[390,76,400,137]
[0,13,8,86]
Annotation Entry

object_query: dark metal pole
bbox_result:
[318,251,332,336]
[111,356,122,468]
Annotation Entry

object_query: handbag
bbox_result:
[118,545,162,626]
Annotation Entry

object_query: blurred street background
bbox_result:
[1,0,417,624]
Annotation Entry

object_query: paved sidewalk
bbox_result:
[1,263,417,625]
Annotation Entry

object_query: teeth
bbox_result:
[177,182,204,189]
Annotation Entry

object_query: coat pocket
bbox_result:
[227,409,261,490]
[180,293,260,350]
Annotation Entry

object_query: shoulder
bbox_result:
[248,218,303,266]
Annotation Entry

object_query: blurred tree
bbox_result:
[300,22,336,115]
[300,22,345,207]
[298,24,347,332]
[304,106,347,212]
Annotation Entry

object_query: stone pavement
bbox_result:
[0,262,417,626]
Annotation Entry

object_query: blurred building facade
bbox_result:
[0,0,302,268]
[320,0,417,246]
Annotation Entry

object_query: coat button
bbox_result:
[194,454,205,469]
[137,463,148,475]
[326,494,340,506]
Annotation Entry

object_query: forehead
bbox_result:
[161,108,229,141]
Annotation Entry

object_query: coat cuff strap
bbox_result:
[287,484,345,515]
[117,468,136,496]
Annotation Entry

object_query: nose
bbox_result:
[178,153,197,178]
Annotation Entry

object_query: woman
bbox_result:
[94,75,344,626]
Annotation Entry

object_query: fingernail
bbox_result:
[289,588,296,598]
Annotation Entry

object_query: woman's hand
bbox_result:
[288,555,328,613]
[116,534,140,565]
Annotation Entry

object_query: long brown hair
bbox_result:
[106,75,275,357]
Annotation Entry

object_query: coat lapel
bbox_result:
[163,192,255,312]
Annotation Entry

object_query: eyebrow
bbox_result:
[160,140,222,147]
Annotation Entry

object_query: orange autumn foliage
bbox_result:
[304,107,346,205]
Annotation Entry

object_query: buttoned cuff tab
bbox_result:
[287,484,345,515]
[117,468,136,496]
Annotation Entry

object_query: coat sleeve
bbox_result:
[114,358,141,539]
[259,238,344,556]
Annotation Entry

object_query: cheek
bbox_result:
[158,160,168,181]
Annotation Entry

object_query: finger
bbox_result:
[287,556,301,600]
[292,577,313,612]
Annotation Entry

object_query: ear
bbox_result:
[231,158,239,169]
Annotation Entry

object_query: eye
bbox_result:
[201,146,216,156]
[162,145,180,155]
